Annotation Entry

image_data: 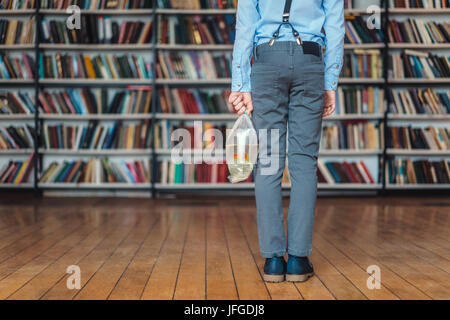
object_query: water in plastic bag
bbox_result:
[226,114,259,183]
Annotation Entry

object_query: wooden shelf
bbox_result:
[156,9,236,15]
[388,8,450,14]
[386,183,450,190]
[40,114,153,121]
[40,44,153,51]
[389,78,450,84]
[39,149,152,156]
[388,43,450,49]
[155,79,231,85]
[38,183,151,189]
[386,149,450,156]
[0,114,35,121]
[0,9,35,15]
[0,183,34,189]
[39,9,154,15]
[0,149,34,155]
[0,44,35,50]
[388,114,450,121]
[157,44,233,50]
[39,79,152,86]
[344,43,384,49]
[339,78,385,84]
[320,150,383,156]
[0,79,34,85]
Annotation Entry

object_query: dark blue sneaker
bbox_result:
[286,255,314,282]
[263,256,286,282]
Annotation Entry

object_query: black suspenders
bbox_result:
[269,0,303,46]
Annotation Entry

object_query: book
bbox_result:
[157,0,236,9]
[388,88,450,115]
[157,88,233,114]
[387,126,450,150]
[0,0,36,9]
[40,0,153,9]
[39,87,152,114]
[41,17,153,44]
[388,19,450,44]
[0,152,34,184]
[41,120,153,150]
[321,121,383,151]
[39,158,151,184]
[389,1,450,9]
[344,14,384,44]
[157,14,235,45]
[0,53,35,79]
[342,50,383,79]
[389,51,450,79]
[0,91,35,114]
[156,51,232,79]
[0,19,35,44]
[386,158,450,185]
[40,53,152,79]
[336,86,385,115]
[0,125,35,149]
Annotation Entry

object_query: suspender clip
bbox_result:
[293,31,303,45]
[282,13,290,23]
[269,32,279,46]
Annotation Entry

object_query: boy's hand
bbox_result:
[229,92,254,116]
[323,90,336,118]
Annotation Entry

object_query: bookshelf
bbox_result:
[0,0,448,194]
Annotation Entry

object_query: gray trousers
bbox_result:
[251,41,325,258]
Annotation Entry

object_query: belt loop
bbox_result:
[290,42,294,55]
[253,45,257,61]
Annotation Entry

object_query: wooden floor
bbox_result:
[0,195,448,300]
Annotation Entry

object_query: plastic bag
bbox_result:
[226,113,259,183]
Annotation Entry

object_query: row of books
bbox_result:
[41,120,152,150]
[39,87,152,114]
[0,19,35,45]
[0,0,35,9]
[389,50,450,79]
[154,120,228,149]
[3,87,449,117]
[344,15,384,44]
[321,122,383,151]
[156,51,231,79]
[156,0,236,9]
[157,160,240,184]
[341,50,383,79]
[0,91,35,114]
[388,19,449,44]
[386,158,450,184]
[0,153,34,184]
[40,53,152,79]
[39,158,151,184]
[0,53,35,79]
[388,88,450,115]
[317,160,376,184]
[157,14,234,45]
[336,87,386,115]
[40,0,153,9]
[41,17,153,45]
[389,0,450,8]
[0,125,35,149]
[387,126,450,150]
[157,88,232,114]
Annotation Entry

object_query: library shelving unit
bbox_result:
[384,2,450,190]
[2,3,157,195]
[1,1,449,195]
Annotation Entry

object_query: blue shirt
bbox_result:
[232,0,345,92]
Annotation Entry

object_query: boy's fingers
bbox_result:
[233,96,243,106]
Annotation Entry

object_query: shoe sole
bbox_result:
[263,274,285,283]
[285,272,314,282]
